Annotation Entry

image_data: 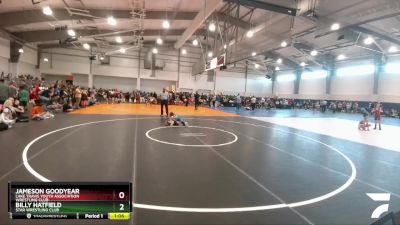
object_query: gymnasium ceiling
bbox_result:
[0,0,400,72]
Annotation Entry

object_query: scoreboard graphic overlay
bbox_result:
[8,182,132,220]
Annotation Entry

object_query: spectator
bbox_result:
[0,107,15,128]
[353,102,359,113]
[63,100,73,112]
[215,94,221,108]
[74,86,82,109]
[3,99,21,118]
[39,87,53,104]
[18,85,29,109]
[30,100,54,120]
[8,82,18,99]
[194,91,200,110]
[251,96,257,110]
[235,94,241,111]
[13,100,29,122]
[0,78,9,104]
[29,84,40,102]
[321,99,327,113]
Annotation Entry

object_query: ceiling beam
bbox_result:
[314,10,400,39]
[292,42,337,66]
[301,15,384,56]
[224,0,297,16]
[174,0,222,49]
[352,25,400,46]
[214,12,250,30]
[38,40,206,50]
[335,27,384,54]
[0,9,252,32]
[12,29,213,43]
[263,52,300,70]
[0,9,198,28]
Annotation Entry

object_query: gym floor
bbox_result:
[1,104,400,225]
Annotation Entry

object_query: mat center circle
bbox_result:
[145,126,238,147]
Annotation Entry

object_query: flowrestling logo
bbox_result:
[366,193,391,219]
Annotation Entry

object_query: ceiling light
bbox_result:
[192,39,198,46]
[388,46,398,53]
[18,48,24,53]
[363,37,374,45]
[275,66,280,71]
[277,58,282,64]
[152,48,158,54]
[119,47,126,53]
[208,22,216,32]
[43,58,49,62]
[252,52,257,56]
[115,36,122,43]
[83,43,90,50]
[280,41,288,47]
[181,49,187,55]
[331,23,340,31]
[208,51,213,57]
[337,54,346,60]
[310,50,318,56]
[162,20,170,29]
[100,56,104,60]
[223,44,227,49]
[300,62,306,67]
[246,30,254,38]
[67,29,76,37]
[156,37,163,45]
[107,16,117,26]
[254,64,259,69]
[42,6,53,16]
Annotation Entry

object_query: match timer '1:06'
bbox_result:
[8,182,132,220]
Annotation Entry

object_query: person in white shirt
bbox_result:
[0,108,15,128]
[235,94,241,111]
[251,96,256,110]
[159,88,169,116]
[261,97,266,108]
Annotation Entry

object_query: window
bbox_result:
[276,74,296,82]
[336,64,375,77]
[301,70,328,80]
[384,62,400,74]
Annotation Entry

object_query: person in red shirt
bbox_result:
[372,103,383,130]
[29,84,40,101]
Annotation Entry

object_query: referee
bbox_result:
[160,88,169,116]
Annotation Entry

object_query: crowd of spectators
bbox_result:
[1,72,399,131]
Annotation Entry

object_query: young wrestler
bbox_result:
[358,107,370,131]
[165,112,187,126]
[358,118,370,131]
[372,103,382,130]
